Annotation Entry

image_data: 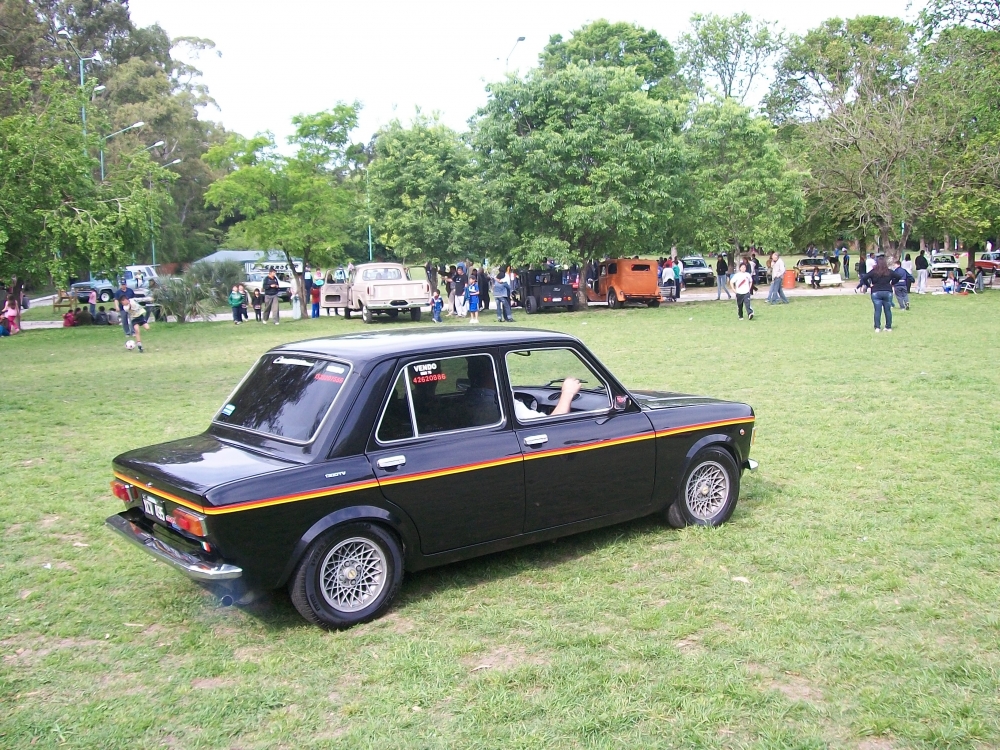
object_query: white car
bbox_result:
[930,253,962,278]
[679,257,716,286]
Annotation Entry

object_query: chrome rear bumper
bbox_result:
[106,514,242,581]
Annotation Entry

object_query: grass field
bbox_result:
[2,292,999,749]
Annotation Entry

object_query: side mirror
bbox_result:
[614,394,629,412]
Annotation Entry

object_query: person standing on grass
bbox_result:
[310,283,321,318]
[262,268,281,325]
[915,250,929,293]
[672,258,683,299]
[892,260,913,310]
[114,280,135,337]
[88,288,97,318]
[466,269,481,324]
[251,289,263,322]
[716,255,731,300]
[767,252,789,304]
[453,266,468,317]
[860,256,895,332]
[729,262,754,320]
[237,284,249,321]
[493,271,514,322]
[842,249,850,279]
[228,285,244,325]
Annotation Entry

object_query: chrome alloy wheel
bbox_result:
[685,460,730,520]
[320,537,387,612]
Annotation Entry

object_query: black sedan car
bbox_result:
[108,329,757,628]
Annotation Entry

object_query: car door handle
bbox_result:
[523,434,548,447]
[377,455,406,469]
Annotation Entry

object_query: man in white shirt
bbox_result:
[513,378,581,420]
[767,252,789,304]
[729,262,755,320]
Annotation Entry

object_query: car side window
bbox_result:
[505,348,611,420]
[375,354,503,443]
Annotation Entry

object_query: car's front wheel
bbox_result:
[410,308,421,322]
[674,447,740,527]
[99,290,113,303]
[289,522,404,628]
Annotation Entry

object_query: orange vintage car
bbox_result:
[586,259,661,308]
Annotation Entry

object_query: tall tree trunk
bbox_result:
[944,234,951,255]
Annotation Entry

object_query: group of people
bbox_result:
[62,305,119,327]
[433,264,516,324]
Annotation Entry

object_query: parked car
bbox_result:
[345,263,431,323]
[320,267,350,314]
[930,253,962,278]
[795,258,832,283]
[71,265,159,303]
[587,259,660,308]
[244,271,292,302]
[515,267,579,313]
[680,257,716,287]
[107,328,757,628]
[974,251,1000,276]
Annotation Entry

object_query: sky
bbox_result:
[129,0,915,146]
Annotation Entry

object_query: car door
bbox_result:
[504,345,655,532]
[366,351,525,555]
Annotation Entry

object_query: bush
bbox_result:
[187,260,246,305]
[151,276,213,322]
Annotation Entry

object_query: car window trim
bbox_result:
[211,353,354,446]
[504,345,613,425]
[373,352,506,447]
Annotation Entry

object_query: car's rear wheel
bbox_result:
[410,308,421,322]
[647,299,660,308]
[361,305,373,324]
[289,522,403,628]
[607,290,619,309]
[676,447,740,527]
[525,296,538,314]
[98,290,113,303]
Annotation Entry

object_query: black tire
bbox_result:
[676,447,740,527]
[98,290,113,303]
[647,299,660,308]
[410,308,421,322]
[344,305,352,320]
[361,305,373,324]
[608,290,620,309]
[288,522,403,629]
[525,296,538,314]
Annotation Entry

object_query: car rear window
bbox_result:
[215,353,352,442]
[630,264,651,271]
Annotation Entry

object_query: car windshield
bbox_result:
[214,353,352,442]
[934,255,956,263]
[683,259,706,268]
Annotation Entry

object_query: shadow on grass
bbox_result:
[226,513,677,630]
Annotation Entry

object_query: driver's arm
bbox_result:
[551,377,581,415]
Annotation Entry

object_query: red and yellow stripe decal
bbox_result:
[113,416,754,515]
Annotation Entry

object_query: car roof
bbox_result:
[272,327,583,363]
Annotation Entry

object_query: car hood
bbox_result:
[114,432,293,500]
[631,390,730,409]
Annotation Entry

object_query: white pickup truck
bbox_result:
[345,263,431,323]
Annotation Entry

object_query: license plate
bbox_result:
[141,494,166,522]
[552,297,562,302]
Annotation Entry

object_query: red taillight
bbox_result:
[111,480,133,503]
[572,281,579,289]
[169,507,208,537]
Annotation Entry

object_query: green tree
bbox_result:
[680,99,803,255]
[540,20,679,98]
[768,16,1000,253]
[367,115,474,263]
[470,64,685,267]
[678,13,785,106]
[204,104,361,303]
[0,63,171,298]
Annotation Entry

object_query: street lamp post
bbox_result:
[505,36,526,71]
[57,29,102,143]
[100,121,144,180]
[365,166,373,261]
